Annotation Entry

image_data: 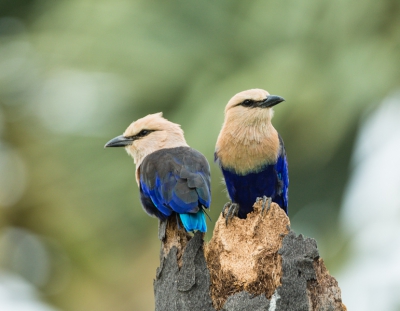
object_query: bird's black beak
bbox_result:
[104,135,133,148]
[261,95,285,108]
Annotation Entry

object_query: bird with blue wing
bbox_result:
[215,89,288,222]
[105,113,211,232]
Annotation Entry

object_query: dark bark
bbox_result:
[154,229,214,311]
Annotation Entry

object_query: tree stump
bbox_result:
[154,202,346,311]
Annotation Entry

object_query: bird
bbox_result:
[104,112,211,232]
[215,89,288,221]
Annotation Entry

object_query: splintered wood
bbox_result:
[205,201,290,309]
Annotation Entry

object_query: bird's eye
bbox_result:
[242,99,253,107]
[138,130,149,136]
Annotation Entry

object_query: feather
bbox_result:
[139,146,211,232]
[218,137,288,217]
[215,89,289,218]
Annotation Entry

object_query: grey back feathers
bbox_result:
[139,147,211,214]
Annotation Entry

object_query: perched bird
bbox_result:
[215,89,288,221]
[105,113,211,232]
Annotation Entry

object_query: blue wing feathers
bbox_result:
[276,135,289,212]
[140,180,172,217]
[139,189,169,220]
[139,147,211,232]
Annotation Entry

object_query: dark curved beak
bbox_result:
[104,135,133,148]
[261,95,285,108]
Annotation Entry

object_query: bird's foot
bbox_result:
[256,196,272,215]
[222,202,231,218]
[222,202,239,226]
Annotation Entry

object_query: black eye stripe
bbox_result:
[236,99,257,107]
[128,129,155,139]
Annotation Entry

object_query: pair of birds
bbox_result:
[105,89,289,233]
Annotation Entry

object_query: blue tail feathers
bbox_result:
[179,210,207,232]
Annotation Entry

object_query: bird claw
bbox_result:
[256,196,272,215]
[222,202,230,218]
[222,202,239,225]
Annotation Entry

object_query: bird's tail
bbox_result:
[179,209,207,233]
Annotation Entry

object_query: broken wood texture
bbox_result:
[154,202,347,311]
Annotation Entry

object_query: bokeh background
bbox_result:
[0,1,399,310]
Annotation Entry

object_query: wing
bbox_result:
[139,182,169,220]
[274,135,289,213]
[139,147,211,218]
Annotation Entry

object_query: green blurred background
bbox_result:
[0,0,399,310]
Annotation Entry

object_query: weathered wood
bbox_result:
[154,203,346,311]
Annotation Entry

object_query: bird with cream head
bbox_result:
[215,89,289,221]
[105,112,211,232]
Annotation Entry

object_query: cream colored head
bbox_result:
[224,89,274,126]
[105,112,188,169]
[215,89,285,174]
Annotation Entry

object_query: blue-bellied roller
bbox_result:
[215,89,288,222]
[105,113,211,232]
